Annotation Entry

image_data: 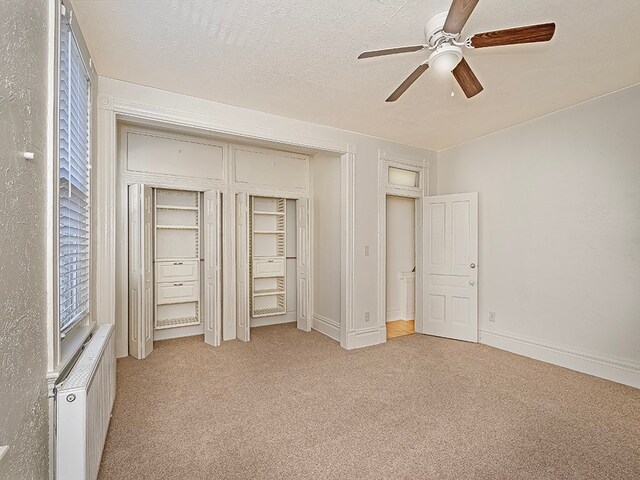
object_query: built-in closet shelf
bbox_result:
[154,188,201,330]
[156,225,199,230]
[249,195,287,318]
[253,211,285,216]
[154,257,199,262]
[253,289,286,297]
[253,306,286,318]
[155,316,200,329]
[156,205,199,211]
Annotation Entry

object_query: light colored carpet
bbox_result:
[99,324,640,480]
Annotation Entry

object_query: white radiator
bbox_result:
[56,325,116,480]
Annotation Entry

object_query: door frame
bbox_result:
[377,151,430,342]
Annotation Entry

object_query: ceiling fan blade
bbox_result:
[443,0,480,35]
[358,45,425,59]
[470,22,556,48]
[386,63,429,102]
[452,58,483,98]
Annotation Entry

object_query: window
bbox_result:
[58,10,92,336]
[388,166,420,188]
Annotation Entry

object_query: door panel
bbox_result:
[204,190,221,347]
[128,184,153,359]
[236,193,250,341]
[296,198,311,331]
[420,192,478,342]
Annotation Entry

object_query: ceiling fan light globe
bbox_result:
[428,45,463,74]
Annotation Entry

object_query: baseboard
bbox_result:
[344,326,386,350]
[479,328,640,389]
[386,309,401,322]
[312,314,340,341]
[154,324,204,341]
[251,311,297,328]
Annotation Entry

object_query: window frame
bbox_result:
[54,0,97,365]
[385,160,424,197]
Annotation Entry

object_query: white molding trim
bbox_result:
[313,314,340,341]
[340,147,356,348]
[251,311,297,328]
[153,324,204,341]
[480,329,640,389]
[345,327,386,350]
[112,96,349,154]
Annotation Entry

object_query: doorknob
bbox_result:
[470,263,476,269]
[469,280,476,286]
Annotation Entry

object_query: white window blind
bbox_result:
[58,15,91,335]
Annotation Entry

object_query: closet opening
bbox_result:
[385,195,416,339]
[128,185,222,358]
[235,193,310,341]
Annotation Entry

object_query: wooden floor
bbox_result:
[386,319,415,339]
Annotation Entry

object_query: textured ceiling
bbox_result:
[72,0,640,150]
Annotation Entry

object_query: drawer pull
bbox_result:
[173,283,184,286]
[173,262,183,265]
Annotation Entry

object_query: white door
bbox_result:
[236,193,250,341]
[128,184,154,358]
[203,190,221,347]
[419,192,478,342]
[296,198,311,331]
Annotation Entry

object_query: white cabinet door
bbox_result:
[296,198,311,331]
[128,184,154,359]
[236,193,250,341]
[420,193,478,342]
[203,190,221,347]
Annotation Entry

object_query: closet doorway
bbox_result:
[236,193,310,341]
[385,195,416,339]
[128,185,221,359]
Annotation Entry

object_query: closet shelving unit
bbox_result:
[154,189,201,329]
[250,196,287,318]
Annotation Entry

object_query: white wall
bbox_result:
[386,196,415,321]
[310,152,342,339]
[437,84,640,387]
[0,1,50,477]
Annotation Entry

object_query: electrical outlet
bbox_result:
[489,311,496,323]
[364,312,370,322]
[364,245,370,256]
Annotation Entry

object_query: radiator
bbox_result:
[56,325,116,480]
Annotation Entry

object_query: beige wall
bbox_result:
[0,0,50,478]
[437,84,640,381]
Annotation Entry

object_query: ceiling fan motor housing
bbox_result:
[425,11,452,45]
[428,44,463,72]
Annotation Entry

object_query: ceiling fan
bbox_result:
[358,0,556,101]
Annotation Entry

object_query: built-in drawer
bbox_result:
[156,260,199,283]
[156,281,199,305]
[253,258,285,278]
